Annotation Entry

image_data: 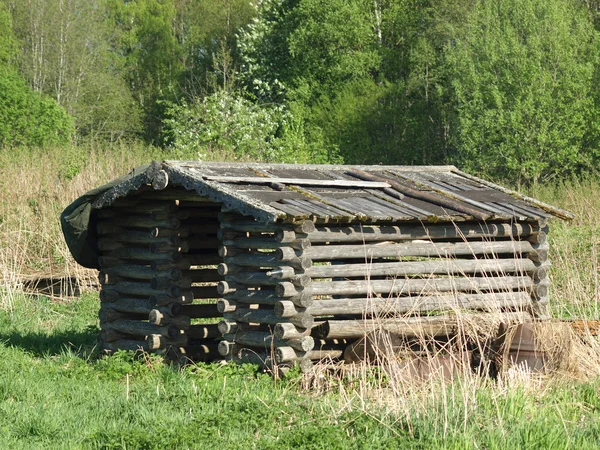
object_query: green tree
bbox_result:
[106,0,184,143]
[0,2,73,147]
[174,0,255,97]
[443,0,600,183]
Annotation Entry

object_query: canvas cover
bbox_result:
[60,164,150,269]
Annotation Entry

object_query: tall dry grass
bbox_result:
[0,144,166,307]
[1,146,600,440]
[299,177,600,424]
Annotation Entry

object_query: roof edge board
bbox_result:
[452,168,575,221]
[165,165,284,223]
[165,160,458,173]
[92,167,154,209]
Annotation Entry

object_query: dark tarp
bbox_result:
[60,164,150,269]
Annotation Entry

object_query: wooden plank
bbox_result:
[305,258,537,279]
[308,275,533,297]
[346,169,490,219]
[276,291,532,317]
[307,222,539,244]
[203,176,391,188]
[304,240,535,261]
[313,311,532,339]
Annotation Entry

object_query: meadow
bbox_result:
[1,146,600,449]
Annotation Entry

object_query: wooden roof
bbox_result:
[92,161,573,223]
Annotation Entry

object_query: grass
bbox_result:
[2,293,600,449]
[2,145,600,448]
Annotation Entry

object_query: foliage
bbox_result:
[3,291,600,448]
[0,69,74,147]
[174,0,255,96]
[0,4,73,147]
[2,0,600,185]
[7,0,141,142]
[443,0,600,183]
[164,89,338,163]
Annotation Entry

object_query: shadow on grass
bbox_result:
[0,325,100,358]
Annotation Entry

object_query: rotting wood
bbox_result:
[225,288,313,308]
[274,323,312,340]
[150,227,190,238]
[305,258,536,279]
[185,324,220,339]
[100,328,135,343]
[98,216,180,230]
[151,291,194,306]
[151,169,169,190]
[108,297,181,316]
[217,281,239,295]
[110,199,177,213]
[225,272,310,288]
[224,272,281,286]
[276,291,532,317]
[151,242,190,254]
[99,289,120,302]
[224,331,314,352]
[151,259,192,271]
[274,346,306,363]
[146,334,188,351]
[99,233,181,247]
[204,175,391,188]
[221,237,310,251]
[217,299,238,313]
[304,222,539,244]
[303,240,536,261]
[104,319,181,339]
[149,210,189,221]
[102,264,182,282]
[306,349,344,360]
[527,243,549,264]
[346,169,489,219]
[219,218,315,234]
[222,252,312,270]
[148,310,191,329]
[99,307,147,322]
[224,308,314,329]
[180,343,221,361]
[218,320,237,335]
[180,303,220,319]
[107,281,180,298]
[151,276,192,290]
[313,311,531,340]
[137,190,212,202]
[308,275,533,297]
[218,340,242,357]
[104,247,182,263]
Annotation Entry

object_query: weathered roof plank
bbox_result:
[92,161,572,223]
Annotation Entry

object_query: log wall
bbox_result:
[97,187,223,362]
[96,186,549,370]
[218,217,548,369]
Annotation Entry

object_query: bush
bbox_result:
[0,68,74,147]
[443,0,600,183]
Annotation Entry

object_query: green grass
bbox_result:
[2,147,600,448]
[1,293,600,449]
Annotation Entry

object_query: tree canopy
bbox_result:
[2,0,600,183]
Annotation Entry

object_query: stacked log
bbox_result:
[97,188,223,361]
[216,211,321,371]
[220,218,546,367]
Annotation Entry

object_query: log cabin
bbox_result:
[61,161,573,369]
